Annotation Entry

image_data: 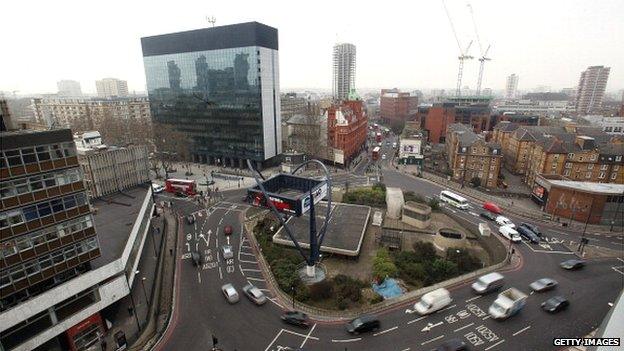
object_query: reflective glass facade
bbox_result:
[142,22,281,165]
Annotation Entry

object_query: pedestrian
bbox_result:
[169,248,173,256]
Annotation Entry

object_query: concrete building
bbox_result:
[446,123,502,188]
[532,175,624,226]
[575,66,610,114]
[581,115,624,135]
[402,202,431,229]
[95,78,129,98]
[31,97,151,130]
[385,187,404,219]
[57,80,82,97]
[379,89,418,124]
[1,99,14,131]
[281,93,310,119]
[141,22,281,169]
[491,113,539,130]
[494,92,575,116]
[332,43,356,101]
[505,74,519,99]
[74,131,150,199]
[398,126,424,166]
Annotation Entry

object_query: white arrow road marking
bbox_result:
[226,236,230,245]
[421,321,443,332]
[198,233,209,246]
[405,308,416,314]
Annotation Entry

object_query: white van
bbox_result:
[471,272,505,295]
[499,225,521,242]
[414,288,452,315]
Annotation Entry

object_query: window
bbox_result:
[568,153,574,159]
[614,165,620,171]
[599,172,605,179]
[564,170,571,176]
[7,211,24,226]
[616,156,623,162]
[588,164,594,170]
[579,156,584,162]
[590,154,597,161]
[37,203,52,217]
[601,164,608,170]
[51,199,64,213]
[21,148,37,164]
[565,162,572,169]
[586,172,591,179]
[16,238,32,252]
[552,163,557,169]
[612,173,618,180]
[36,146,51,161]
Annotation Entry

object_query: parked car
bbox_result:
[483,202,502,214]
[382,154,387,160]
[345,315,380,334]
[281,311,310,328]
[242,283,267,305]
[186,215,195,225]
[480,212,496,221]
[430,338,469,351]
[541,296,569,313]
[151,183,164,193]
[221,245,234,260]
[223,225,233,235]
[516,226,540,243]
[221,283,239,304]
[560,259,586,270]
[175,191,188,198]
[415,288,452,315]
[519,223,542,237]
[530,278,558,292]
[498,225,521,242]
[495,216,515,227]
[471,272,504,295]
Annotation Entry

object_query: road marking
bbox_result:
[453,322,474,332]
[612,266,624,276]
[465,296,482,303]
[282,328,320,340]
[401,349,410,351]
[469,211,478,217]
[299,323,318,347]
[239,259,258,264]
[421,335,445,346]
[218,266,223,280]
[239,251,256,257]
[266,297,283,308]
[482,316,490,320]
[264,330,283,351]
[407,316,427,324]
[373,326,398,336]
[246,277,265,282]
[484,339,506,350]
[331,338,362,343]
[611,241,624,245]
[241,268,262,272]
[437,304,456,313]
[513,326,531,336]
[617,258,624,263]
[197,270,202,284]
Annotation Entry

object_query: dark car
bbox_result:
[175,191,188,198]
[186,215,195,225]
[541,296,569,313]
[516,226,539,243]
[431,338,469,351]
[223,225,233,235]
[560,259,586,270]
[281,311,310,328]
[519,223,541,237]
[480,212,496,221]
[345,315,380,335]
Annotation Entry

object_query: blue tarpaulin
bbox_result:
[372,278,403,299]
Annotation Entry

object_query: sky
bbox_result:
[1,0,622,95]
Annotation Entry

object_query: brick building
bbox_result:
[446,124,502,188]
[380,89,418,124]
[422,103,456,144]
[326,99,368,166]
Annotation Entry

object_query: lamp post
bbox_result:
[290,285,296,309]
[140,277,149,306]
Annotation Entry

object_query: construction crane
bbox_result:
[442,0,474,97]
[468,3,492,96]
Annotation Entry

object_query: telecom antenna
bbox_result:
[442,0,474,96]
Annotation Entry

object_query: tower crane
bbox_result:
[442,0,474,96]
[468,3,492,96]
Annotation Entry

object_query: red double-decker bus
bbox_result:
[165,178,197,195]
[372,146,381,160]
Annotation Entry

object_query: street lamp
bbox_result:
[290,285,296,309]
[140,277,149,306]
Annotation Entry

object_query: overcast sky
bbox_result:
[2,0,622,95]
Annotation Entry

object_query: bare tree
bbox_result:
[288,112,326,159]
[151,123,188,179]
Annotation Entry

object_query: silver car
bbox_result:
[221,245,234,260]
[221,283,239,304]
[530,278,558,292]
[242,283,267,305]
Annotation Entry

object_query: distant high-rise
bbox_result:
[95,78,129,98]
[505,74,519,99]
[575,65,610,114]
[57,80,82,97]
[332,43,356,101]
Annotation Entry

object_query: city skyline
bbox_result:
[1,0,623,94]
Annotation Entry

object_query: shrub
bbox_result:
[412,242,438,262]
[372,182,386,192]
[343,187,386,207]
[272,259,300,291]
[428,198,440,211]
[370,293,384,304]
[337,298,348,310]
[309,280,334,301]
[445,248,483,274]
[372,248,398,281]
[425,259,458,285]
[403,191,426,204]
[333,274,365,302]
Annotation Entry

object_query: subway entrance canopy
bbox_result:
[247,174,328,217]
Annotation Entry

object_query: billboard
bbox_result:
[301,182,328,215]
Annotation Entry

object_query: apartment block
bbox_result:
[575,66,610,114]
[446,123,502,188]
[95,78,129,98]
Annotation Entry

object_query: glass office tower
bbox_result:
[141,22,281,168]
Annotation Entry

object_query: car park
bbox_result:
[221,245,234,259]
[560,259,586,270]
[223,225,233,235]
[221,283,239,304]
[541,296,569,313]
[498,225,521,242]
[345,315,380,334]
[415,288,452,315]
[519,223,541,237]
[280,311,310,328]
[471,272,504,295]
[530,278,558,292]
[430,338,469,351]
[186,215,195,225]
[242,283,267,305]
[495,216,515,227]
[516,226,540,243]
[480,212,496,221]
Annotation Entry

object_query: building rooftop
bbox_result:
[90,186,150,268]
[0,128,72,149]
[547,180,624,195]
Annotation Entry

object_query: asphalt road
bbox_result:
[152,163,623,350]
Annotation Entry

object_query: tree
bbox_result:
[372,248,397,281]
[425,259,458,284]
[411,242,438,262]
[470,177,482,188]
[152,123,189,179]
[272,259,300,291]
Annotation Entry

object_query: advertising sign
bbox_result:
[301,182,328,215]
